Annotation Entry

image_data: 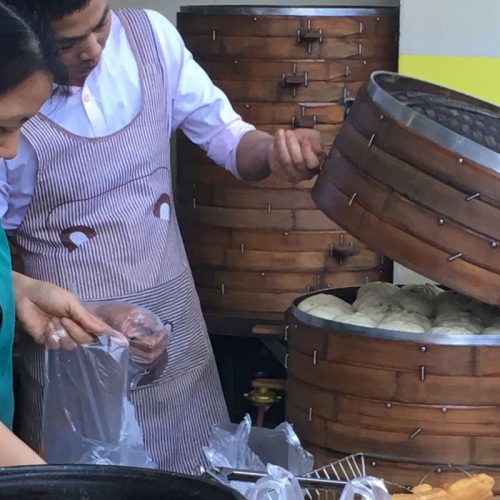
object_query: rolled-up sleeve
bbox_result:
[0,161,11,223]
[146,10,255,178]
[0,139,38,231]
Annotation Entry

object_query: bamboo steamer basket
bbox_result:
[286,287,500,493]
[313,71,500,306]
[176,7,398,316]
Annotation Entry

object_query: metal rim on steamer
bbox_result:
[290,289,500,346]
[179,6,398,16]
[367,71,500,173]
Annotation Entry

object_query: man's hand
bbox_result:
[13,273,128,350]
[85,302,170,364]
[236,128,324,182]
[269,128,324,182]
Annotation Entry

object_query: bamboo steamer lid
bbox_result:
[314,71,500,306]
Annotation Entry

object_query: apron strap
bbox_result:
[116,8,163,68]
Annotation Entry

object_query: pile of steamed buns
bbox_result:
[298,282,500,334]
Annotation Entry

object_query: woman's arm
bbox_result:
[0,422,45,466]
[12,272,128,349]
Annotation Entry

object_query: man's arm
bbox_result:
[236,128,324,182]
[0,423,45,466]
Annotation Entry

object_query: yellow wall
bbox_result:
[399,0,500,105]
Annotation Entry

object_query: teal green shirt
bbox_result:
[0,228,14,428]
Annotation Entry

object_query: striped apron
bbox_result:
[14,8,228,473]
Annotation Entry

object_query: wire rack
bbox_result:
[305,453,367,499]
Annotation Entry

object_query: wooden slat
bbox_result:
[232,101,345,126]
[192,268,381,292]
[286,402,328,447]
[325,421,472,463]
[177,157,318,190]
[225,249,327,271]
[178,14,398,39]
[473,437,500,465]
[396,371,500,406]
[312,174,500,306]
[290,345,500,405]
[180,204,295,230]
[214,79,363,103]
[229,228,363,252]
[335,123,500,243]
[178,183,317,209]
[182,205,344,231]
[181,226,355,252]
[287,376,337,420]
[199,58,396,84]
[180,225,233,248]
[325,147,500,273]
[198,287,304,313]
[336,394,500,429]
[326,331,475,376]
[288,350,399,400]
[222,248,380,272]
[335,395,500,436]
[293,209,344,231]
[184,35,398,61]
[475,348,500,376]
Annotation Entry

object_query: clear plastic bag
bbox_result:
[203,415,314,498]
[203,415,265,472]
[85,301,171,388]
[204,415,314,475]
[41,336,155,467]
[246,465,304,500]
[339,477,391,500]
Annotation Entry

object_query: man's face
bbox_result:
[52,0,112,87]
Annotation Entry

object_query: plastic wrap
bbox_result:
[41,336,154,467]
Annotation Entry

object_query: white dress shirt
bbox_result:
[0,9,254,230]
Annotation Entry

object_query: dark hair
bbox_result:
[0,2,48,95]
[2,1,71,90]
[14,0,91,20]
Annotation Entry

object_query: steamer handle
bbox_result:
[291,94,354,130]
[343,97,356,121]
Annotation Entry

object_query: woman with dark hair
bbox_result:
[0,1,125,466]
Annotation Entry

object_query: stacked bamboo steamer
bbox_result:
[177,7,399,317]
[290,72,500,492]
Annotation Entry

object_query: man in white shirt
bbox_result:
[4,0,323,472]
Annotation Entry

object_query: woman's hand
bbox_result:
[12,272,128,349]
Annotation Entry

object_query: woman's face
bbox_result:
[0,70,51,160]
